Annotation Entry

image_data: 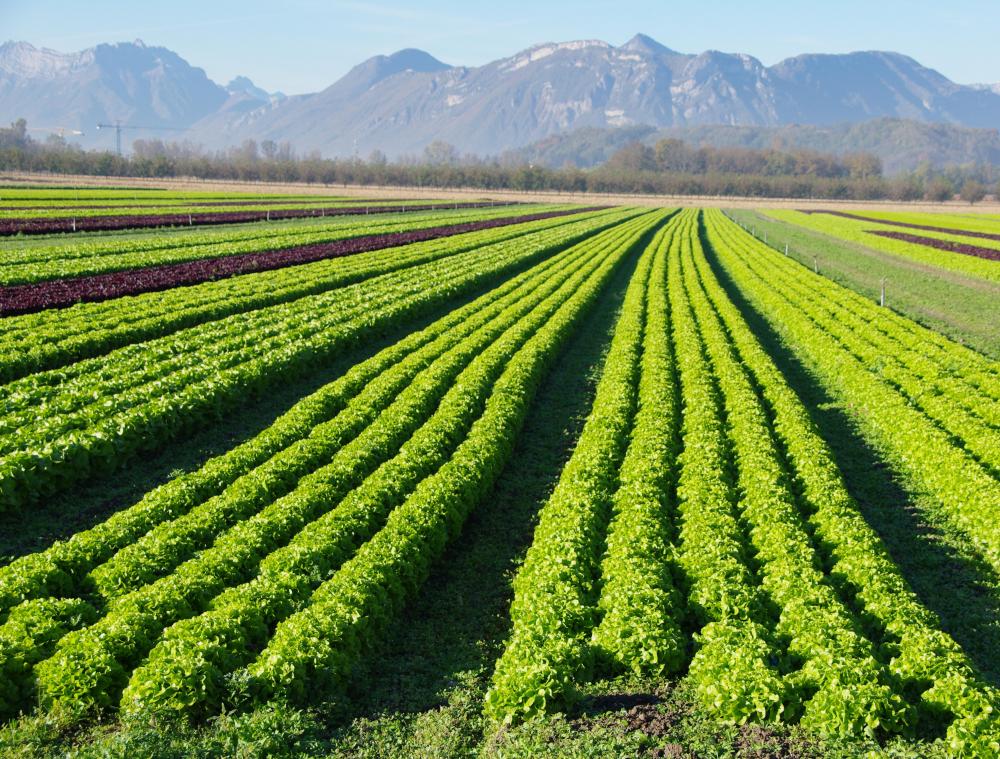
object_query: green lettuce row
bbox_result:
[729,232,1000,468]
[699,210,1000,755]
[0,206,520,269]
[704,211,1000,577]
[0,252,443,438]
[0,210,619,383]
[483,212,665,724]
[0,598,97,719]
[30,213,660,722]
[589,217,685,677]
[0,205,555,284]
[0,265,461,504]
[116,216,652,721]
[0,235,509,440]
[0,219,611,513]
[88,224,608,602]
[0,198,462,222]
[246,211,668,709]
[0,199,368,220]
[0,225,616,617]
[0,240,594,718]
[0,213,627,427]
[666,211,786,725]
[763,260,1000,426]
[681,225,905,737]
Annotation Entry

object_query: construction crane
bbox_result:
[26,127,85,138]
[96,122,187,156]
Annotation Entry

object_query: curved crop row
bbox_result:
[115,215,655,721]
[242,211,667,711]
[766,209,1000,284]
[728,220,1000,424]
[87,226,611,603]
[590,217,685,678]
[0,215,628,451]
[0,208,596,314]
[803,210,1000,243]
[680,225,904,736]
[665,213,785,724]
[485,209,997,746]
[0,209,624,382]
[0,206,483,269]
[0,198,432,219]
[735,247,1000,468]
[0,201,514,236]
[0,214,634,513]
[0,224,603,620]
[24,211,664,721]
[0,204,561,287]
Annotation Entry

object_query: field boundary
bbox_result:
[3,171,1000,213]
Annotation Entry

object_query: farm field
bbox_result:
[762,209,1000,283]
[727,209,1000,359]
[0,190,997,758]
[0,188,512,236]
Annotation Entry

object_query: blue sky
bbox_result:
[1,0,997,94]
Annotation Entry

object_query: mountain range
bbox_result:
[1,36,999,172]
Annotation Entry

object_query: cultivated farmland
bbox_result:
[0,190,997,757]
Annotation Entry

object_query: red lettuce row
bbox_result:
[0,201,515,236]
[0,208,601,315]
[866,230,1000,262]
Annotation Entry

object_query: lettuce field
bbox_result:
[0,190,997,757]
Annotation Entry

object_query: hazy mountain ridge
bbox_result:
[0,39,229,146]
[1,36,999,165]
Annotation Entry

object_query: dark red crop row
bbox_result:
[0,201,514,236]
[0,207,602,315]
[800,209,1000,243]
[867,230,1000,262]
[0,198,422,212]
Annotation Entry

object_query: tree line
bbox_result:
[0,119,996,203]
